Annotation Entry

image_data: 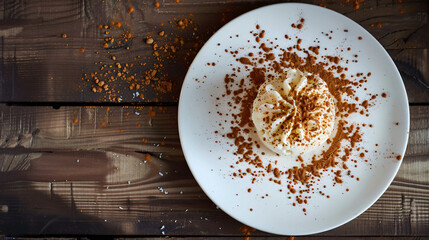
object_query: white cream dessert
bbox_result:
[252,69,336,155]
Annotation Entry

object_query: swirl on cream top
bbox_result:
[252,69,336,155]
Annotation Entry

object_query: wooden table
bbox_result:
[0,0,428,239]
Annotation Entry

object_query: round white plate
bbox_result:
[178,3,409,235]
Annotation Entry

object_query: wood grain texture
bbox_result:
[0,105,428,236]
[388,49,429,102]
[124,238,429,240]
[4,238,429,240]
[3,238,429,240]
[0,0,428,103]
[0,0,428,237]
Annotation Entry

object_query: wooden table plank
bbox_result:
[390,49,429,103]
[0,0,428,103]
[0,105,428,236]
[0,0,428,237]
[3,238,429,240]
[4,238,429,240]
[122,238,429,240]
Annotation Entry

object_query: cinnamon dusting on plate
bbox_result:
[209,18,388,210]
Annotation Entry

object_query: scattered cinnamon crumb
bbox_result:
[353,0,360,10]
[273,168,280,178]
[150,110,156,118]
[239,57,252,65]
[154,2,160,8]
[84,14,188,101]
[61,33,67,38]
[127,7,134,14]
[240,225,255,240]
[146,37,154,45]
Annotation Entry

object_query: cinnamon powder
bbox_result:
[215,21,375,209]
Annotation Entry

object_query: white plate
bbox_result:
[178,3,409,235]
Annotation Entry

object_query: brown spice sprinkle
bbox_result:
[146,37,154,45]
[240,225,255,240]
[353,0,360,10]
[291,18,305,29]
[273,168,280,178]
[82,12,200,102]
[239,57,252,65]
[370,22,383,28]
[214,22,380,209]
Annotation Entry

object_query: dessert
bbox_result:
[252,69,336,155]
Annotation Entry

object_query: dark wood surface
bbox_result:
[0,0,428,238]
[4,238,429,240]
[1,0,428,103]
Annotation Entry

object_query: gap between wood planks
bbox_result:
[1,102,427,108]
[3,102,179,108]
